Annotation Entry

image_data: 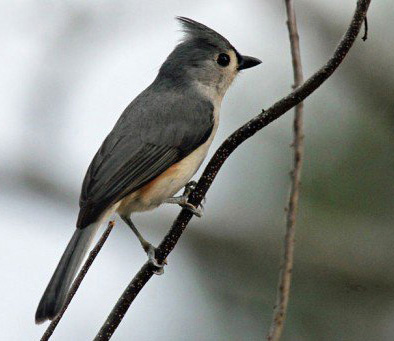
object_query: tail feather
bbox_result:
[35,222,100,324]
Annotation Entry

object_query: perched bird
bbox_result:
[35,16,261,324]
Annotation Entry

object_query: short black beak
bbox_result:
[237,55,262,70]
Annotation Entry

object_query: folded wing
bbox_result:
[77,87,214,228]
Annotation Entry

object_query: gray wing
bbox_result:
[77,87,214,228]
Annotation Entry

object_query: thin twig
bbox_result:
[267,0,304,340]
[40,221,115,341]
[93,1,371,339]
[362,17,368,41]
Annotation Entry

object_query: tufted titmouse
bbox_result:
[35,17,261,324]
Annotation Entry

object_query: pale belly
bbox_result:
[116,130,216,216]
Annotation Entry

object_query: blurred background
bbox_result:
[1,0,393,340]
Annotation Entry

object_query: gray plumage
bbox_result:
[75,17,235,228]
[35,16,261,324]
[77,84,214,228]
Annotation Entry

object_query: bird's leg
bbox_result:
[164,180,204,217]
[121,216,165,275]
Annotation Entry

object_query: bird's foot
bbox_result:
[183,180,197,197]
[181,202,204,217]
[165,181,204,217]
[121,216,166,275]
[144,243,166,275]
[184,181,207,206]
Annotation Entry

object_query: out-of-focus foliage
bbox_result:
[1,1,393,340]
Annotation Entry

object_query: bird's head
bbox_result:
[157,17,262,99]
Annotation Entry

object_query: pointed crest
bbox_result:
[176,16,233,51]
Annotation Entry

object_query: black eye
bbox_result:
[217,53,230,67]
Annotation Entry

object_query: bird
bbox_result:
[35,16,261,324]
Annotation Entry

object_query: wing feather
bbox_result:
[77,86,214,228]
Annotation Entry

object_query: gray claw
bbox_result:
[183,181,197,197]
[165,180,205,217]
[182,202,203,217]
[147,245,165,275]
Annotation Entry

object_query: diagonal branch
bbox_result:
[93,1,371,340]
[267,0,305,340]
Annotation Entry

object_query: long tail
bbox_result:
[35,221,101,324]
